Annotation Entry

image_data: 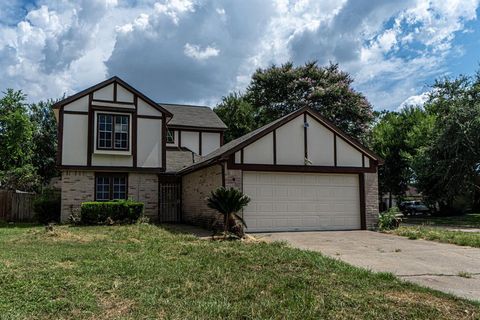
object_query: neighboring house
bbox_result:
[55,77,381,231]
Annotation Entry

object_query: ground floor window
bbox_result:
[95,173,128,201]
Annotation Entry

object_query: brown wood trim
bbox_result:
[199,132,202,156]
[166,124,226,132]
[92,99,135,106]
[220,132,224,146]
[54,77,173,118]
[226,159,377,173]
[333,133,337,167]
[359,173,366,230]
[304,112,308,162]
[273,129,277,165]
[362,154,365,168]
[94,172,128,201]
[57,106,64,165]
[178,130,182,148]
[133,95,138,168]
[220,163,225,187]
[162,116,167,170]
[63,110,88,115]
[113,82,118,102]
[240,148,244,164]
[91,105,135,113]
[166,146,192,151]
[137,115,163,120]
[87,93,94,166]
[59,165,165,173]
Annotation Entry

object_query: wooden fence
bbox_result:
[0,190,37,222]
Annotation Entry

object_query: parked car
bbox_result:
[399,201,430,215]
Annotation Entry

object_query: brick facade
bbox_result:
[224,167,242,190]
[181,164,223,228]
[128,173,159,220]
[364,171,380,230]
[61,170,95,222]
[60,170,159,222]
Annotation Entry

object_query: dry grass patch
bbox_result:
[97,295,135,320]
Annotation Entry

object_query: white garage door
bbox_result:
[242,172,361,232]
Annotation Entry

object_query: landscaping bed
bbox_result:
[0,224,478,319]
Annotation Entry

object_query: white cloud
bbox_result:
[0,0,478,109]
[184,43,219,60]
[397,91,430,110]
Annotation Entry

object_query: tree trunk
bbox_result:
[223,213,229,239]
[388,192,393,209]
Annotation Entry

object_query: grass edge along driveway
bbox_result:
[0,223,479,319]
[389,225,480,248]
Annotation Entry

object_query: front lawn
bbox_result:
[389,226,480,248]
[405,213,480,228]
[0,224,478,319]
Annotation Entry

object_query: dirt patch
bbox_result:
[28,228,107,243]
[384,291,478,319]
[97,295,135,319]
[55,261,76,269]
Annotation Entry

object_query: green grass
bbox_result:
[405,213,480,228]
[0,224,478,319]
[390,226,480,248]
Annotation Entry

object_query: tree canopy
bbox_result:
[215,62,374,142]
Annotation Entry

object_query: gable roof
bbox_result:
[52,76,173,117]
[179,106,383,175]
[161,103,227,130]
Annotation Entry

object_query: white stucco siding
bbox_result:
[276,115,304,165]
[202,132,221,156]
[116,84,134,103]
[243,132,274,164]
[306,115,335,166]
[62,114,88,165]
[336,136,363,167]
[137,98,163,117]
[91,154,133,166]
[137,118,162,167]
[91,101,135,109]
[235,151,241,163]
[93,83,114,101]
[64,96,89,112]
[364,155,370,168]
[181,131,199,154]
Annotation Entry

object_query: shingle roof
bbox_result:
[161,103,227,130]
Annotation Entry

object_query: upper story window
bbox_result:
[166,129,175,144]
[97,114,129,150]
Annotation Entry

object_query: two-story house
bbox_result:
[55,76,381,231]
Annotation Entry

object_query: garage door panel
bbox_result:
[243,172,361,232]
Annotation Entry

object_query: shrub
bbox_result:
[378,206,402,231]
[79,200,144,225]
[33,188,61,224]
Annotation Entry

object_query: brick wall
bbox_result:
[128,173,159,220]
[181,164,223,228]
[224,167,242,190]
[166,150,201,172]
[364,171,379,230]
[60,170,159,222]
[60,170,95,222]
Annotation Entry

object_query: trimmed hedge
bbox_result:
[80,200,144,225]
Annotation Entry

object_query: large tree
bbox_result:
[245,62,374,140]
[214,93,256,143]
[0,89,38,190]
[412,74,480,212]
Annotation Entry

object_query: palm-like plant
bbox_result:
[207,187,251,238]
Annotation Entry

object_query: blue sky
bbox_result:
[0,0,479,111]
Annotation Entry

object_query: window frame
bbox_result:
[166,129,175,144]
[94,173,128,201]
[96,113,130,151]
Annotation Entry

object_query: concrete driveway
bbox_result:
[256,231,480,301]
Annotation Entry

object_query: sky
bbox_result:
[0,0,479,111]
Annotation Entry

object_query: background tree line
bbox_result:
[1,61,478,214]
[214,62,480,214]
[0,90,58,191]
